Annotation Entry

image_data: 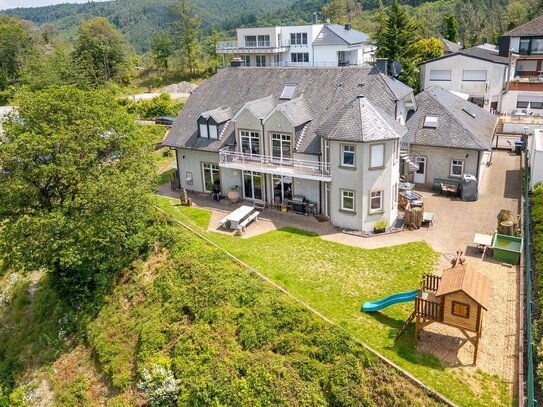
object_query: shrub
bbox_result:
[137,363,181,407]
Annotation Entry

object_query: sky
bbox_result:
[0,0,108,10]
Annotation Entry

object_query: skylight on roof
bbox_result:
[462,108,477,118]
[280,84,296,100]
[317,32,325,39]
[423,115,438,128]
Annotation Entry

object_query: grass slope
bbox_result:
[156,196,512,407]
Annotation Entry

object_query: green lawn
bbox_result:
[155,196,512,407]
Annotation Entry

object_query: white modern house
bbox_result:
[419,44,515,113]
[162,65,414,232]
[216,20,375,68]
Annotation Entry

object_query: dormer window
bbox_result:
[197,107,232,139]
[209,124,218,139]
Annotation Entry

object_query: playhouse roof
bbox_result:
[435,264,491,310]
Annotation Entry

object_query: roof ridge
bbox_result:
[359,97,406,139]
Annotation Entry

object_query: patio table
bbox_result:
[223,205,255,230]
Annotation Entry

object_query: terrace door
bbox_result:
[243,171,263,200]
[271,133,292,163]
[413,156,426,184]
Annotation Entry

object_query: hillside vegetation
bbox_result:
[0,224,445,405]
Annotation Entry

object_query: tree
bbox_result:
[73,17,128,85]
[443,15,458,43]
[412,37,444,65]
[0,86,154,301]
[370,0,387,46]
[205,28,222,73]
[374,0,419,87]
[171,0,202,77]
[0,16,35,92]
[321,0,362,24]
[151,32,173,70]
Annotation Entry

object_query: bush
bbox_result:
[137,364,181,407]
[127,93,183,120]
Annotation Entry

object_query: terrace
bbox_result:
[215,40,290,54]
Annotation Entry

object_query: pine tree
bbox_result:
[171,0,202,77]
[443,15,458,43]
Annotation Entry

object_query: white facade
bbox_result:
[420,54,511,112]
[530,129,543,190]
[217,23,374,68]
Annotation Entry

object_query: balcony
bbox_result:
[216,40,290,54]
[219,149,331,182]
[509,77,543,91]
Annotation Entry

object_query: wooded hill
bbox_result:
[3,0,296,52]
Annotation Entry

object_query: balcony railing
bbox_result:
[219,149,331,181]
[216,40,291,52]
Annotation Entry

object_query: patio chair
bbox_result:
[253,200,266,211]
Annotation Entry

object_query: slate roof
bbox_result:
[503,15,543,37]
[163,67,414,155]
[323,96,406,142]
[313,23,370,46]
[200,106,232,123]
[436,264,491,310]
[420,45,511,65]
[440,38,461,54]
[404,86,497,151]
[236,95,275,120]
[266,96,312,127]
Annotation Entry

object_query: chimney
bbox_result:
[312,12,318,24]
[230,57,243,67]
[375,58,388,75]
[344,23,351,30]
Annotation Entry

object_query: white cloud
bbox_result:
[0,0,108,10]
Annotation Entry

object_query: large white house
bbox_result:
[162,65,414,232]
[215,21,375,68]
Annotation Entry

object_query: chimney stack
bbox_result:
[344,23,351,30]
[312,12,318,24]
[375,58,388,76]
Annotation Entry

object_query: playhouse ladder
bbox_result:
[395,311,415,342]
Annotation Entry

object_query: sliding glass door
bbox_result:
[272,174,292,202]
[242,171,262,200]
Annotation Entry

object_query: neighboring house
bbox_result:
[419,44,515,112]
[162,65,416,232]
[215,20,375,68]
[403,86,497,189]
[499,15,543,113]
[440,38,461,55]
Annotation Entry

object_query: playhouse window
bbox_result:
[451,301,470,319]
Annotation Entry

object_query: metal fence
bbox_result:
[524,139,536,407]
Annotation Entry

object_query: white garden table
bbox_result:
[222,205,254,230]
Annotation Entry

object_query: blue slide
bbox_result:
[361,289,419,312]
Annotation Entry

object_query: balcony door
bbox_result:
[272,174,292,202]
[202,163,220,192]
[240,130,260,157]
[271,133,292,163]
[243,171,263,200]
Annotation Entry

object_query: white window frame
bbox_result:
[462,70,487,82]
[369,190,383,214]
[340,189,355,212]
[199,123,208,138]
[290,32,308,46]
[209,124,218,139]
[290,53,309,63]
[202,162,220,193]
[392,182,398,207]
[256,55,266,67]
[393,139,399,164]
[450,159,464,177]
[369,143,385,169]
[241,55,250,66]
[341,144,355,167]
[239,130,260,155]
[429,70,451,81]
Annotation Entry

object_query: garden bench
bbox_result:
[236,211,259,234]
[432,177,460,190]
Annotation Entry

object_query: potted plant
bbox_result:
[373,219,387,234]
[227,185,240,203]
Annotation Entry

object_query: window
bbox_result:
[392,183,398,207]
[241,55,250,66]
[209,124,218,139]
[240,130,260,155]
[245,35,269,47]
[393,139,399,164]
[199,123,208,138]
[429,70,451,81]
[290,32,307,46]
[341,144,355,167]
[517,100,529,109]
[462,70,487,82]
[245,35,257,47]
[274,54,280,66]
[450,159,464,177]
[519,38,530,54]
[369,143,385,169]
[341,190,355,212]
[423,115,438,128]
[517,96,543,109]
[280,84,296,100]
[271,133,291,160]
[202,163,220,192]
[256,55,266,67]
[273,174,292,202]
[290,53,309,63]
[519,37,543,55]
[369,190,383,213]
[317,32,325,40]
[451,301,470,318]
[338,51,347,65]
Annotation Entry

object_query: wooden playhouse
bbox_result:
[397,263,491,364]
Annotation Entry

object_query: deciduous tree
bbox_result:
[443,15,458,43]
[171,0,202,77]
